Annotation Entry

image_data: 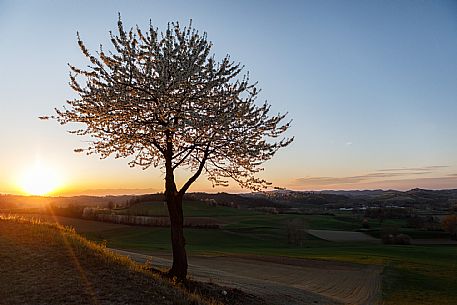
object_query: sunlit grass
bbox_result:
[0,215,223,305]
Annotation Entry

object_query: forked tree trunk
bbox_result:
[165,192,188,280]
[163,132,204,281]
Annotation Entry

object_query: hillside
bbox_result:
[0,216,218,305]
[248,189,457,211]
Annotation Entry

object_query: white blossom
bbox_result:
[54,17,293,193]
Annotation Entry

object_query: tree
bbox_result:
[50,17,293,280]
[442,214,457,239]
[286,218,307,246]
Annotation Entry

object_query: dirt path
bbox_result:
[112,249,382,305]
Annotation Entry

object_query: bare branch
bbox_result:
[178,142,211,196]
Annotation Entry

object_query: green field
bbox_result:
[114,201,256,217]
[114,201,449,239]
[16,201,456,305]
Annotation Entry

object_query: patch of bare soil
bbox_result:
[115,249,383,305]
[307,230,379,242]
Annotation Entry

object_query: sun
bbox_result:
[20,164,61,196]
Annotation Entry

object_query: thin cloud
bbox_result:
[295,166,447,186]
[296,173,403,186]
[377,165,448,172]
[293,176,457,190]
[356,177,457,191]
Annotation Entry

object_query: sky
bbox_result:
[0,0,457,195]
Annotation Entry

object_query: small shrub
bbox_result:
[287,218,307,246]
[442,214,457,239]
[382,233,411,245]
[394,233,411,245]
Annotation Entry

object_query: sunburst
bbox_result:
[19,163,61,196]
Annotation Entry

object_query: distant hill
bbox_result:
[2,188,457,214]
[246,190,351,205]
[245,188,457,211]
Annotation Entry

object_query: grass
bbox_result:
[382,264,457,305]
[115,201,256,218]
[85,226,291,253]
[0,215,223,305]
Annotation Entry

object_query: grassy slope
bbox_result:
[85,201,457,305]
[0,216,219,305]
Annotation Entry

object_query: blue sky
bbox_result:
[0,0,456,194]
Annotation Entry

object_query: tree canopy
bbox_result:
[55,18,292,193]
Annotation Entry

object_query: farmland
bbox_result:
[10,198,457,305]
[90,201,457,305]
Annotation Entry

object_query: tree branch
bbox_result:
[178,142,211,197]
[172,145,196,170]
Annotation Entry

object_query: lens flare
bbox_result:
[20,163,61,196]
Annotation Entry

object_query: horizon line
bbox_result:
[2,187,457,198]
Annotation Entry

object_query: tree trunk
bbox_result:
[166,193,188,280]
[163,131,189,281]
